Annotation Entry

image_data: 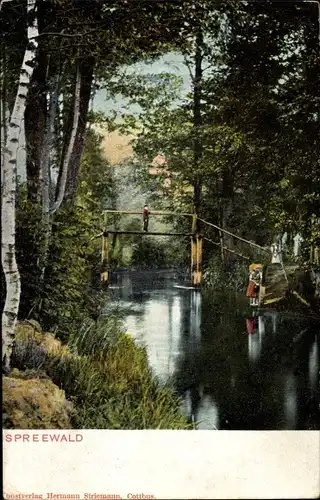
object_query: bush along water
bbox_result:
[203,254,249,293]
[4,318,190,430]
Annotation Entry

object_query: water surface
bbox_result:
[108,269,320,430]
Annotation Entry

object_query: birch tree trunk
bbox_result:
[1,38,9,186]
[50,58,81,214]
[1,0,39,372]
[1,80,9,187]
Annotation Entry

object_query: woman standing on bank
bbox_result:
[246,264,263,306]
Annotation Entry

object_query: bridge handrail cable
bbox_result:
[199,218,270,253]
[100,209,270,254]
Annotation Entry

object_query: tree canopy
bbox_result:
[1,0,319,370]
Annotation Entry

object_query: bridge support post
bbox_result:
[191,236,197,286]
[197,235,203,286]
[191,212,203,287]
[191,234,203,287]
[101,231,109,283]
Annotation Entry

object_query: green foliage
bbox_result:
[1,0,188,120]
[77,128,114,212]
[11,321,190,429]
[203,253,249,292]
[15,192,44,319]
[106,1,319,263]
[131,239,166,269]
[57,323,189,429]
[39,207,100,339]
[14,129,113,340]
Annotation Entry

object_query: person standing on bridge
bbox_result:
[143,205,149,232]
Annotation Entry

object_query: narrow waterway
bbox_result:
[108,269,320,430]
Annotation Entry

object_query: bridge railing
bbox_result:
[98,208,272,286]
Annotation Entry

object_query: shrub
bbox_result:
[131,239,166,268]
[8,321,190,430]
[203,253,249,292]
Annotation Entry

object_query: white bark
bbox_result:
[1,48,9,187]
[1,100,9,186]
[1,0,38,371]
[50,59,81,214]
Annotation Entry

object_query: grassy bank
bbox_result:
[3,319,190,430]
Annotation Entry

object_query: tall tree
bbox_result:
[64,55,95,205]
[51,55,81,214]
[24,0,47,202]
[104,1,319,263]
[1,0,38,372]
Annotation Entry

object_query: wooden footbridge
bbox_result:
[90,207,320,318]
[97,208,269,288]
[94,208,319,312]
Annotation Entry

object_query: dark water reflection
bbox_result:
[108,270,320,430]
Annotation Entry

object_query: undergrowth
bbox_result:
[203,254,249,292]
[11,318,190,430]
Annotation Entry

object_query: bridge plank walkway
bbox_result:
[105,230,193,236]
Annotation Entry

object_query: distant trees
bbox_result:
[106,1,319,263]
[0,0,187,370]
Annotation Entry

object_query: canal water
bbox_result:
[108,269,320,430]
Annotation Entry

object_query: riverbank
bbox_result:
[3,320,190,430]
